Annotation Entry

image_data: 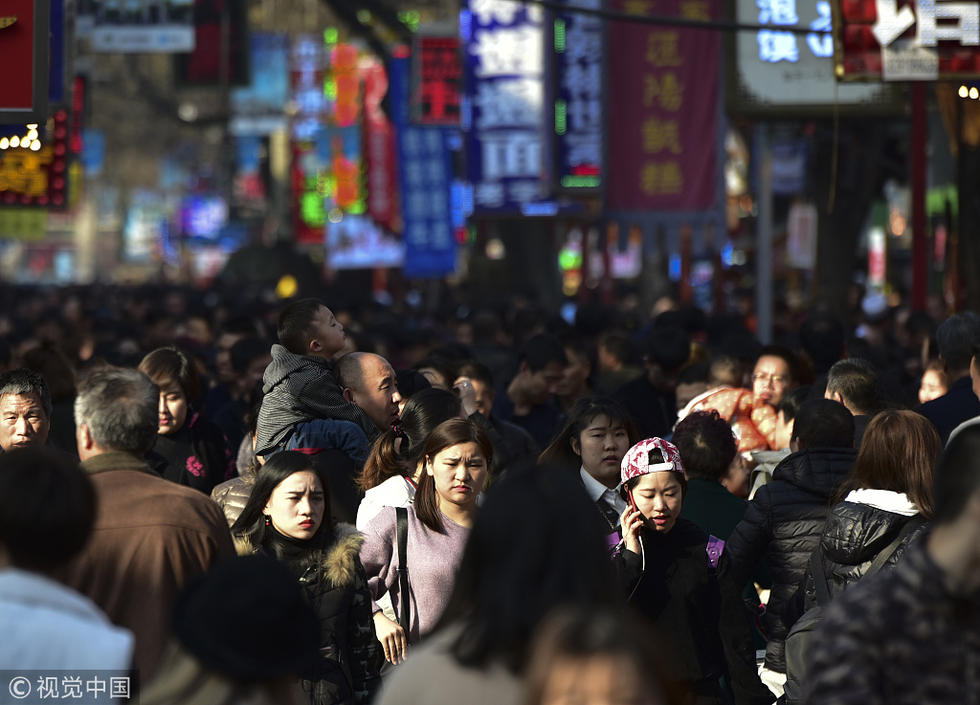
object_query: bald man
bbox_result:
[337,352,403,432]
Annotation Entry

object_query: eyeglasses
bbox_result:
[752,372,789,386]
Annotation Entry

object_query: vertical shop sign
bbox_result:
[462,0,549,212]
[606,0,719,210]
[553,0,603,191]
[390,57,456,277]
[414,36,462,125]
[363,59,399,231]
[0,0,50,123]
[290,34,329,245]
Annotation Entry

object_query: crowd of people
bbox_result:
[1,281,980,705]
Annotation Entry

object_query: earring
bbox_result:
[264,515,271,527]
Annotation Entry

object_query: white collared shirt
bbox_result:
[579,467,627,525]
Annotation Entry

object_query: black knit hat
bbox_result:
[172,554,319,680]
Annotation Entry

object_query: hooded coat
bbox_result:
[724,447,857,672]
[237,524,383,705]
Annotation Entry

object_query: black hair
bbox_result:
[438,464,616,673]
[826,358,885,416]
[936,312,980,372]
[778,385,810,422]
[643,326,691,373]
[520,333,568,372]
[599,332,634,366]
[539,397,638,470]
[229,337,271,376]
[792,398,854,449]
[672,411,737,482]
[756,344,800,385]
[231,451,333,554]
[358,388,463,491]
[799,311,845,374]
[0,368,52,417]
[277,298,324,355]
[455,360,494,388]
[933,423,980,525]
[0,447,95,573]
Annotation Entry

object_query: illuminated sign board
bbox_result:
[0,111,70,209]
[462,0,551,212]
[731,0,896,111]
[833,0,980,79]
[414,36,462,125]
[552,0,603,191]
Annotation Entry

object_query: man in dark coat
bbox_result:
[917,312,980,442]
[723,398,856,698]
[59,366,234,680]
[613,325,690,439]
[823,357,886,448]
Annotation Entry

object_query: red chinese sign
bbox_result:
[415,37,462,125]
[606,0,720,211]
[0,110,70,209]
[0,0,48,123]
[834,0,980,80]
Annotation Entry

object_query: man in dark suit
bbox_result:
[917,313,980,442]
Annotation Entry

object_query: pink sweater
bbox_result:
[359,506,469,643]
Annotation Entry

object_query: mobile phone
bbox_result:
[626,486,639,513]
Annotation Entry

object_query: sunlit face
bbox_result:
[467,378,495,417]
[629,472,684,534]
[426,441,488,512]
[773,410,794,450]
[308,306,347,358]
[263,470,325,540]
[347,355,402,431]
[571,415,631,488]
[539,655,666,705]
[556,347,591,399]
[0,393,49,451]
[158,381,189,436]
[752,355,792,408]
[919,368,947,404]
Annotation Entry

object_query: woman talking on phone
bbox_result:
[616,438,770,705]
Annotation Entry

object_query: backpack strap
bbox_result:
[395,506,410,633]
[866,516,923,576]
[810,549,832,606]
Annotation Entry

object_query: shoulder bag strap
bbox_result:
[810,549,832,606]
[395,506,410,633]
[866,516,923,576]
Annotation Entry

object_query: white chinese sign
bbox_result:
[463,0,549,211]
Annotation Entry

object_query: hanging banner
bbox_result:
[0,0,50,123]
[363,59,399,232]
[553,0,604,191]
[606,0,719,211]
[414,36,463,125]
[174,0,248,85]
[462,0,550,212]
[390,56,456,277]
[290,33,329,245]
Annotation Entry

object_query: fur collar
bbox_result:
[234,523,364,588]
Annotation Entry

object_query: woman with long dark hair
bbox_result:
[359,418,492,666]
[355,388,462,529]
[140,347,234,494]
[231,451,382,705]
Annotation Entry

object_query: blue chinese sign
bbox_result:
[462,0,549,212]
[390,57,456,278]
[553,0,603,191]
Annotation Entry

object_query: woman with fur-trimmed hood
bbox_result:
[232,451,383,705]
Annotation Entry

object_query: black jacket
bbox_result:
[617,518,771,705]
[724,447,857,672]
[800,500,926,612]
[917,375,980,442]
[239,525,383,705]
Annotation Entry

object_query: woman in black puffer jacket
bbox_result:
[799,409,939,610]
[232,451,383,705]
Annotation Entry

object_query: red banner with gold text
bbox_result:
[606,0,719,211]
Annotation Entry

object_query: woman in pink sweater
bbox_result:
[360,418,492,665]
